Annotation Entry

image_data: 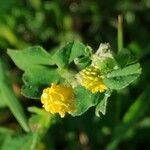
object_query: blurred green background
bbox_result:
[0,0,150,150]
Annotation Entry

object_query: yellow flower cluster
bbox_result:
[41,65,107,117]
[41,83,75,118]
[77,66,107,93]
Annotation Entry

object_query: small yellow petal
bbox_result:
[77,66,107,93]
[41,83,75,118]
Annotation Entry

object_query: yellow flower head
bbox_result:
[76,66,107,93]
[41,83,75,118]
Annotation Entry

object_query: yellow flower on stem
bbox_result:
[76,66,107,93]
[41,83,75,118]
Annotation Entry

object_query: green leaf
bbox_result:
[95,91,111,117]
[115,48,131,67]
[21,84,42,99]
[0,59,29,132]
[71,86,100,116]
[22,66,61,99]
[107,63,141,77]
[23,66,60,85]
[7,46,53,71]
[104,63,142,89]
[7,46,62,99]
[115,48,138,68]
[53,41,89,68]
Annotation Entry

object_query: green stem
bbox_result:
[117,15,123,52]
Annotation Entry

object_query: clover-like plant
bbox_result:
[7,16,142,119]
[7,39,141,118]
